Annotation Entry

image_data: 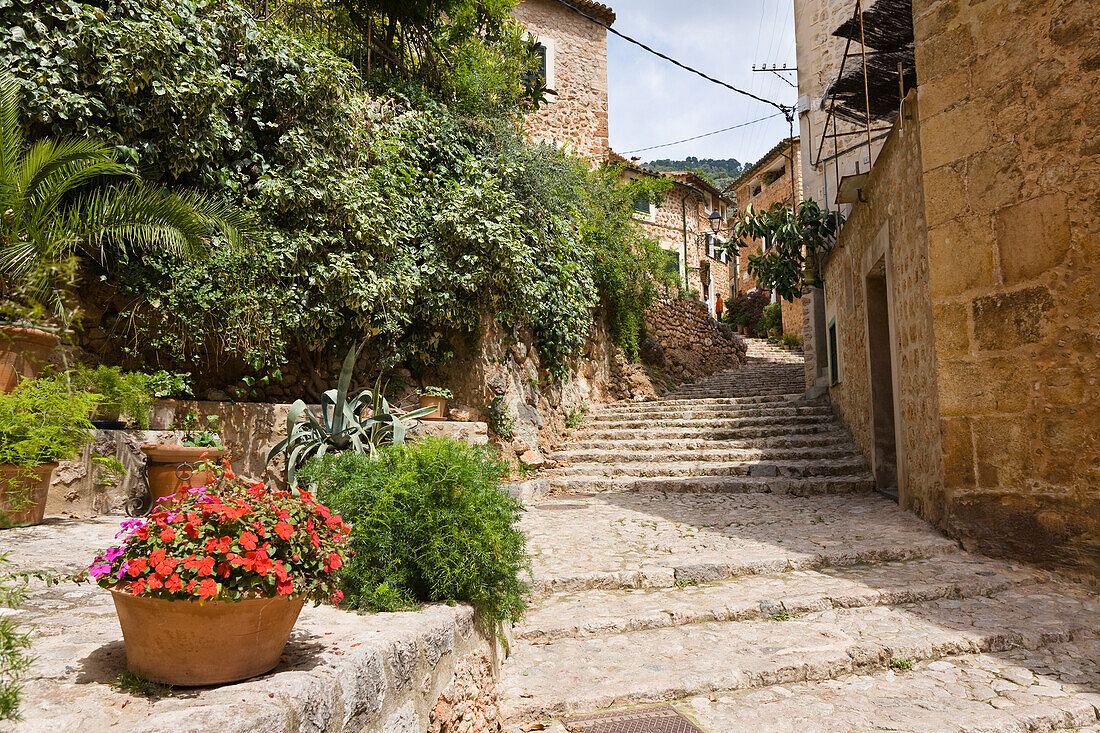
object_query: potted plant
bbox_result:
[0,326,59,394]
[141,412,226,509]
[417,386,453,421]
[88,476,349,685]
[71,365,153,429]
[0,375,100,527]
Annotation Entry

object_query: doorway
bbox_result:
[864,258,899,500]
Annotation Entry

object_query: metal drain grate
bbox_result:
[562,705,704,733]
[537,502,588,510]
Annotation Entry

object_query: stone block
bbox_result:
[915,23,975,83]
[966,144,1023,213]
[994,193,1071,285]
[971,286,1054,350]
[936,357,1028,416]
[940,416,975,488]
[920,100,992,170]
[927,219,996,299]
[922,161,968,227]
[918,67,970,120]
[972,416,1028,488]
[932,302,970,359]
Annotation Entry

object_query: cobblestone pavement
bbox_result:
[501,340,1100,732]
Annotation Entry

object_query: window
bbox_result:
[828,319,840,385]
[632,194,651,215]
[663,249,681,276]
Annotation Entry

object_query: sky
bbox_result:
[605,0,797,168]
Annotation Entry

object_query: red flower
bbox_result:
[197,579,218,600]
[205,537,232,554]
[183,522,199,539]
[326,552,342,571]
[126,558,147,577]
[274,521,294,540]
[165,574,183,592]
[272,561,289,582]
[147,574,164,590]
[149,549,166,568]
[331,590,343,605]
[154,557,178,576]
[239,531,258,551]
[276,578,295,595]
[222,460,236,480]
[128,580,147,595]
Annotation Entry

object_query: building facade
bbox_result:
[513,0,614,161]
[728,137,805,338]
[798,0,1099,578]
[612,155,734,317]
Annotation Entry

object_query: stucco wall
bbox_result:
[514,0,609,161]
[822,93,945,525]
[913,0,1099,574]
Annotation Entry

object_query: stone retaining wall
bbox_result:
[643,298,747,380]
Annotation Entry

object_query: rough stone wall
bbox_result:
[731,141,804,328]
[643,298,747,380]
[821,92,947,529]
[514,0,609,161]
[793,0,889,209]
[428,651,501,732]
[912,0,1100,575]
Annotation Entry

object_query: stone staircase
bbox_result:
[500,338,1100,732]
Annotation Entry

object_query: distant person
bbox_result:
[715,294,724,321]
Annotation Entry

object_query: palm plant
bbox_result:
[0,73,253,327]
[269,345,438,485]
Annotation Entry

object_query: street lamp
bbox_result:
[708,207,723,234]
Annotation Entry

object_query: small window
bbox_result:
[663,249,680,275]
[632,195,651,215]
[828,319,839,385]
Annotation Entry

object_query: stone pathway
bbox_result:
[501,339,1100,732]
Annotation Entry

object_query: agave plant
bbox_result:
[0,72,253,327]
[268,345,438,485]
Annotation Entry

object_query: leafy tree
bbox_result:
[0,72,252,329]
[645,157,745,190]
[730,200,842,302]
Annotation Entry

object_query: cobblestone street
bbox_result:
[500,340,1100,732]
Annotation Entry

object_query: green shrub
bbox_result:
[758,302,783,339]
[0,556,32,720]
[781,332,802,350]
[70,365,153,428]
[487,398,516,440]
[0,376,99,467]
[725,290,769,334]
[299,439,530,624]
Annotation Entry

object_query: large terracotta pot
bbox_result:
[418,394,447,421]
[140,445,227,508]
[0,463,56,527]
[110,590,305,686]
[0,327,59,393]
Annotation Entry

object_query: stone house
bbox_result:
[610,154,734,317]
[727,137,805,338]
[513,0,614,161]
[795,0,1099,578]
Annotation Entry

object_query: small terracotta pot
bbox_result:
[0,327,59,394]
[0,463,56,527]
[110,590,305,686]
[418,394,447,421]
[140,445,227,508]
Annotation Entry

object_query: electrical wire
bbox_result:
[621,112,785,154]
[549,0,790,114]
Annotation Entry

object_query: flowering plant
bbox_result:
[89,474,349,604]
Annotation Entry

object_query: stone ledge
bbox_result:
[3,517,504,732]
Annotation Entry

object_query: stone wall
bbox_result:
[514,0,609,161]
[643,298,747,380]
[821,92,947,528]
[912,0,1100,574]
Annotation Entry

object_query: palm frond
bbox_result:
[0,74,23,190]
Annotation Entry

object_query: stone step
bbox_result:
[561,431,857,452]
[546,457,869,479]
[541,473,874,495]
[551,445,862,464]
[666,642,1100,733]
[587,406,834,426]
[522,492,961,595]
[518,555,1051,642]
[499,587,1100,723]
[583,414,835,431]
[600,393,804,410]
[573,422,845,442]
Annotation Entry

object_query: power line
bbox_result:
[622,112,785,154]
[548,0,790,114]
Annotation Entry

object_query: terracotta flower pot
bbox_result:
[418,394,447,421]
[0,463,56,527]
[110,590,305,686]
[0,327,59,394]
[140,445,227,508]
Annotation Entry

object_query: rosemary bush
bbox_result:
[300,439,530,624]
